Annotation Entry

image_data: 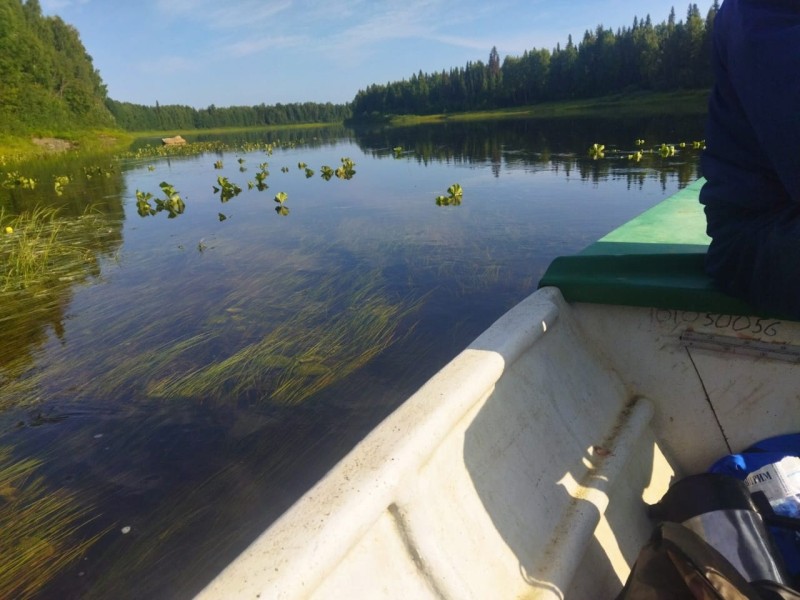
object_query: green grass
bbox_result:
[0,129,134,163]
[387,89,710,126]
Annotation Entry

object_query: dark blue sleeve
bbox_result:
[717,0,800,202]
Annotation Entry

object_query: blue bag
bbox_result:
[709,433,800,583]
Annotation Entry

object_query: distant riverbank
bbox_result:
[369,90,709,126]
[1,90,709,163]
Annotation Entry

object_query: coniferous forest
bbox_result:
[1,0,718,137]
[351,3,719,119]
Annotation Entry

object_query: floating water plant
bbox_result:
[304,167,314,178]
[335,157,356,180]
[274,191,288,204]
[588,143,605,160]
[213,176,242,203]
[53,175,71,196]
[213,160,223,169]
[136,190,156,217]
[135,183,185,218]
[659,143,676,158]
[156,182,185,217]
[254,169,269,191]
[393,146,403,158]
[2,172,37,190]
[297,162,307,169]
[320,166,334,181]
[627,151,644,162]
[436,183,463,206]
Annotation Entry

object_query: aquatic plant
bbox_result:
[435,183,463,206]
[588,143,605,160]
[335,157,356,180]
[53,175,71,196]
[213,176,242,202]
[320,165,334,181]
[145,272,419,405]
[659,143,676,157]
[156,181,185,217]
[393,146,403,158]
[273,191,288,205]
[134,182,185,218]
[627,151,644,162]
[213,160,223,169]
[135,190,156,217]
[2,171,37,189]
[297,162,307,169]
[304,167,314,178]
[0,447,107,600]
[0,207,103,291]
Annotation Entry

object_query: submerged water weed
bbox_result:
[0,207,119,390]
[0,447,107,600]
[1,207,64,291]
[145,273,421,405]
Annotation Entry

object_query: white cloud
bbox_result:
[154,0,293,30]
[223,34,307,58]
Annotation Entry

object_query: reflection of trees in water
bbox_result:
[0,154,125,397]
[353,115,705,189]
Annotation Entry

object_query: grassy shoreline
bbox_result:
[0,129,135,164]
[384,89,710,126]
[0,121,345,163]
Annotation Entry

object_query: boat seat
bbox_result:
[538,248,764,317]
[539,178,772,318]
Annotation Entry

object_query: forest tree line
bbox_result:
[351,3,719,118]
[105,99,352,132]
[0,0,114,135]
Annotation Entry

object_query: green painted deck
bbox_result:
[539,179,761,316]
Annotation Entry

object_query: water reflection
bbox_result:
[354,114,704,188]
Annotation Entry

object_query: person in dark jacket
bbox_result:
[700,0,800,318]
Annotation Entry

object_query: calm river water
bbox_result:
[0,115,704,599]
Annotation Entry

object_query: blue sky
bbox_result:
[41,0,714,108]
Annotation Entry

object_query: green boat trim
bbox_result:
[538,178,771,317]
